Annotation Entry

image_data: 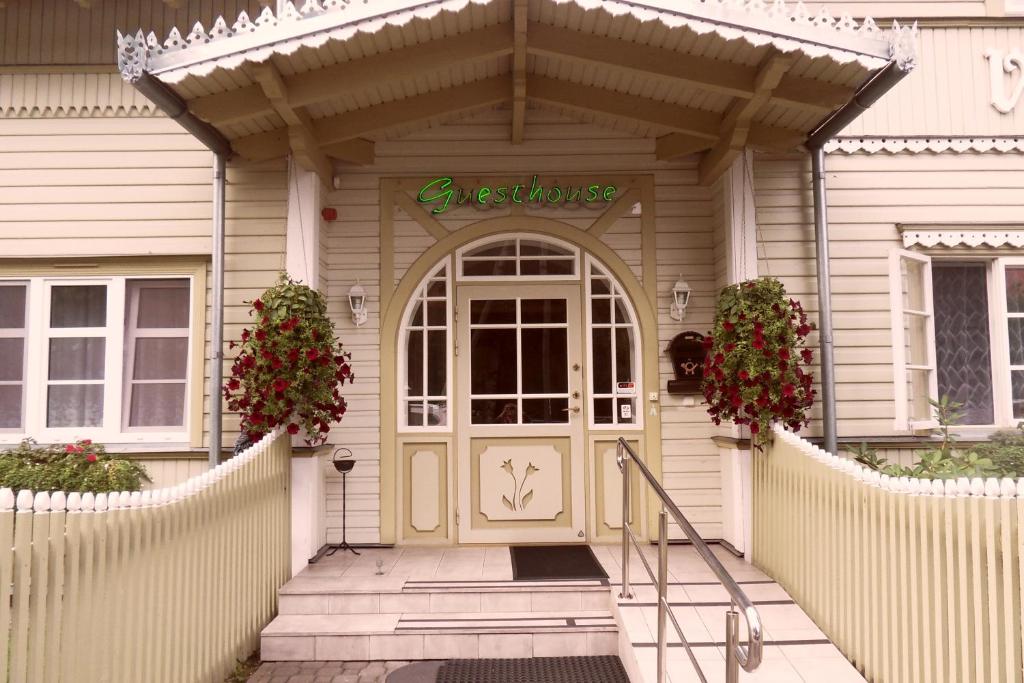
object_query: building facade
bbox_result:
[0,0,1022,565]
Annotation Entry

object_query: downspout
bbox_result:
[125,72,233,468]
[804,61,911,456]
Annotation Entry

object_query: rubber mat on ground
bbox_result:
[434,656,629,683]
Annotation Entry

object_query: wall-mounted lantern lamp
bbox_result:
[348,282,367,327]
[669,276,691,322]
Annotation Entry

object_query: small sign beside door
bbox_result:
[616,381,636,396]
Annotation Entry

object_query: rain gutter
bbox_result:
[804,61,911,456]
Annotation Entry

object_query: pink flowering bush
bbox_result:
[224,274,354,445]
[0,439,149,493]
[701,278,816,446]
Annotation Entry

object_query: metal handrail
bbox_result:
[616,438,763,683]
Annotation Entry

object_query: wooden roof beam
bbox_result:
[698,53,793,185]
[511,0,528,145]
[527,23,852,114]
[233,76,509,162]
[189,23,514,126]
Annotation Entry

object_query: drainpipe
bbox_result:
[805,61,911,456]
[125,71,233,468]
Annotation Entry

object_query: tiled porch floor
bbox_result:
[268,544,864,682]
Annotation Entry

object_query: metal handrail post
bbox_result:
[726,608,740,683]
[618,441,632,599]
[657,509,669,683]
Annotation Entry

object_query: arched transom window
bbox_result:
[457,235,579,280]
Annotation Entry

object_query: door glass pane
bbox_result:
[427,330,446,396]
[932,264,993,424]
[49,338,105,380]
[0,338,24,382]
[591,277,611,295]
[51,285,106,327]
[0,386,21,428]
[0,285,26,328]
[406,400,425,427]
[523,398,568,424]
[592,329,612,393]
[522,329,568,394]
[129,383,185,427]
[615,328,634,384]
[133,338,188,380]
[617,398,635,424]
[470,329,517,394]
[1007,268,1024,313]
[406,330,423,396]
[471,399,518,424]
[470,300,516,325]
[591,298,611,324]
[47,384,103,427]
[426,301,446,326]
[134,282,189,328]
[426,400,447,427]
[594,398,614,425]
[521,299,566,324]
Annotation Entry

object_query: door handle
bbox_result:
[561,406,581,414]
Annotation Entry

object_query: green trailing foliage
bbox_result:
[0,439,150,493]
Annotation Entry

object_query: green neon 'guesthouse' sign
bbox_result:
[417,175,617,215]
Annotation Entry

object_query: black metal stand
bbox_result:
[324,468,360,556]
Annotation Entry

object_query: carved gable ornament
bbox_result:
[985,48,1024,115]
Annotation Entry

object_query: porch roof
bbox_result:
[116,0,918,184]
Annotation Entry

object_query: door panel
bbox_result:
[456,284,585,543]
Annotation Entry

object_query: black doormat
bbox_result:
[435,656,628,683]
[509,544,609,581]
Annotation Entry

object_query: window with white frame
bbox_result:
[0,276,193,442]
[402,262,451,429]
[457,236,578,280]
[586,259,641,428]
[890,251,1024,430]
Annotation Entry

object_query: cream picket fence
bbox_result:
[753,425,1023,683]
[0,427,291,683]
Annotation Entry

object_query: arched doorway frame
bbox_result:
[379,215,662,543]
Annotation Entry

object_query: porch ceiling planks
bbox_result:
[511,0,528,145]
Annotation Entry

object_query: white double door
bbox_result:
[455,284,586,543]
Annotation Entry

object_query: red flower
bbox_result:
[253,299,264,311]
[273,378,291,393]
[778,348,790,361]
[86,454,98,464]
[287,423,300,435]
[749,422,760,435]
[801,348,814,364]
[65,444,77,453]
[312,329,320,341]
[797,324,811,337]
[81,439,92,446]
[227,378,241,391]
[752,338,764,350]
[713,353,725,366]
[287,348,300,363]
[738,370,749,381]
[306,348,319,361]
[272,357,284,370]
[724,343,736,353]
[722,321,735,332]
[255,329,267,342]
[241,329,250,342]
[782,384,796,397]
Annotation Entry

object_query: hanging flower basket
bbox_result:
[701,278,815,446]
[224,274,354,445]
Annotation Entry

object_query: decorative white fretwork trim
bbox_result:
[985,48,1024,115]
[116,0,914,85]
[825,137,1024,154]
[900,229,1024,249]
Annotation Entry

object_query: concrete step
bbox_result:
[278,578,613,615]
[261,610,621,661]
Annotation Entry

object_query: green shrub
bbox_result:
[0,439,149,494]
[973,427,1024,477]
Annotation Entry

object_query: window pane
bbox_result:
[522,398,568,424]
[615,328,635,384]
[463,260,516,277]
[425,400,447,427]
[1007,268,1024,313]
[591,278,611,296]
[466,240,516,258]
[426,330,446,396]
[614,299,630,324]
[520,240,571,257]
[133,338,188,380]
[133,281,189,328]
[908,368,931,423]
[426,280,446,297]
[471,399,518,424]
[932,264,993,425]
[409,302,423,327]
[51,285,106,327]
[521,299,566,324]
[520,259,574,276]
[470,329,517,394]
[591,298,611,324]
[47,384,103,427]
[0,386,22,429]
[0,338,24,382]
[904,314,929,366]
[470,300,516,325]
[617,398,635,424]
[901,259,926,312]
[0,285,26,328]
[49,338,105,380]
[406,330,423,396]
[129,383,185,427]
[522,329,567,394]
[1013,371,1024,420]
[592,329,612,393]
[1010,319,1024,366]
[594,398,614,425]
[406,400,425,427]
[426,301,446,327]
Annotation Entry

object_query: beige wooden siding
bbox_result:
[753,150,1024,438]
[323,106,722,543]
[135,455,210,489]
[0,0,268,66]
[0,115,288,451]
[844,26,1024,138]
[801,1,988,16]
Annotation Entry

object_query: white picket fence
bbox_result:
[754,425,1024,683]
[0,428,291,683]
